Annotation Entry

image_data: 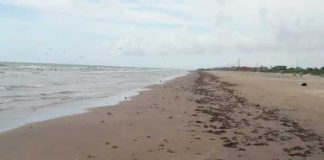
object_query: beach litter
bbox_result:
[300,82,307,86]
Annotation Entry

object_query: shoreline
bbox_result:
[0,89,141,134]
[0,71,323,160]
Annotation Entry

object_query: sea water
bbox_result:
[0,62,187,133]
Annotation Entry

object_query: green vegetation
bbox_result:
[211,66,324,77]
[264,66,324,77]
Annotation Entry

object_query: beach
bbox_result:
[0,71,323,160]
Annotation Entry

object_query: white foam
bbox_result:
[0,87,7,91]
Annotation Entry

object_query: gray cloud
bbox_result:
[1,0,324,68]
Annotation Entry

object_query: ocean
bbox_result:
[0,62,187,133]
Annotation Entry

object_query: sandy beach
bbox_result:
[0,71,323,160]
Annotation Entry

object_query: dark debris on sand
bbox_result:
[188,71,324,159]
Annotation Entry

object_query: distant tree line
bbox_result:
[263,66,324,76]
[203,66,324,77]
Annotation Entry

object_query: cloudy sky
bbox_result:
[1,0,324,69]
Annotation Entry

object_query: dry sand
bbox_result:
[209,71,324,135]
[0,71,323,160]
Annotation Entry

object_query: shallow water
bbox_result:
[0,62,187,132]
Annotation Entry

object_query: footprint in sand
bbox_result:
[163,139,168,143]
[166,149,175,153]
[87,155,96,159]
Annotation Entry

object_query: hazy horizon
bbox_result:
[0,60,186,69]
[1,0,324,69]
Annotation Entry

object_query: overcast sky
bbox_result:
[1,0,324,69]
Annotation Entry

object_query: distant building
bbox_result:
[240,66,253,72]
[258,66,268,71]
[272,66,287,71]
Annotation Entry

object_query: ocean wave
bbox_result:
[0,99,15,104]
[0,97,40,104]
[31,84,46,88]
[0,87,7,91]
[40,91,74,96]
[0,106,12,112]
[39,91,111,101]
[1,84,46,90]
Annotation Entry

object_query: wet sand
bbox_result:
[0,71,323,160]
